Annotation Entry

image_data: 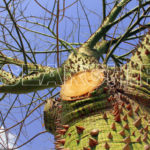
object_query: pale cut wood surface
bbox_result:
[60,69,104,101]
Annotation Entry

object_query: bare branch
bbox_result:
[81,0,131,49]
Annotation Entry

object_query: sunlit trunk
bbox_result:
[44,32,150,150]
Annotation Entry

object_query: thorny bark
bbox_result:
[0,0,150,149]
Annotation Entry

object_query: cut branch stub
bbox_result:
[60,69,104,101]
[60,50,105,101]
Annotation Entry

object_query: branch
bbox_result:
[0,69,16,85]
[111,1,150,26]
[81,0,131,49]
[126,23,150,38]
[102,0,106,40]
[79,0,92,35]
[0,52,47,72]
[94,39,117,56]
[0,67,63,94]
[14,131,47,150]
[3,0,28,72]
[103,7,150,64]
[18,23,76,52]
[94,22,150,59]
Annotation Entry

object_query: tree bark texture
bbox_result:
[44,31,150,150]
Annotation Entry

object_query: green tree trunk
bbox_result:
[59,98,149,150]
[44,32,150,150]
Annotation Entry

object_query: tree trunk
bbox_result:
[44,31,150,150]
[59,98,149,150]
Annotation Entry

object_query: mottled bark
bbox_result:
[44,32,150,150]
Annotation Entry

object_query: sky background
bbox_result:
[0,0,149,150]
[0,126,19,150]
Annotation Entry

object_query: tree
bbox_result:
[0,0,150,149]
